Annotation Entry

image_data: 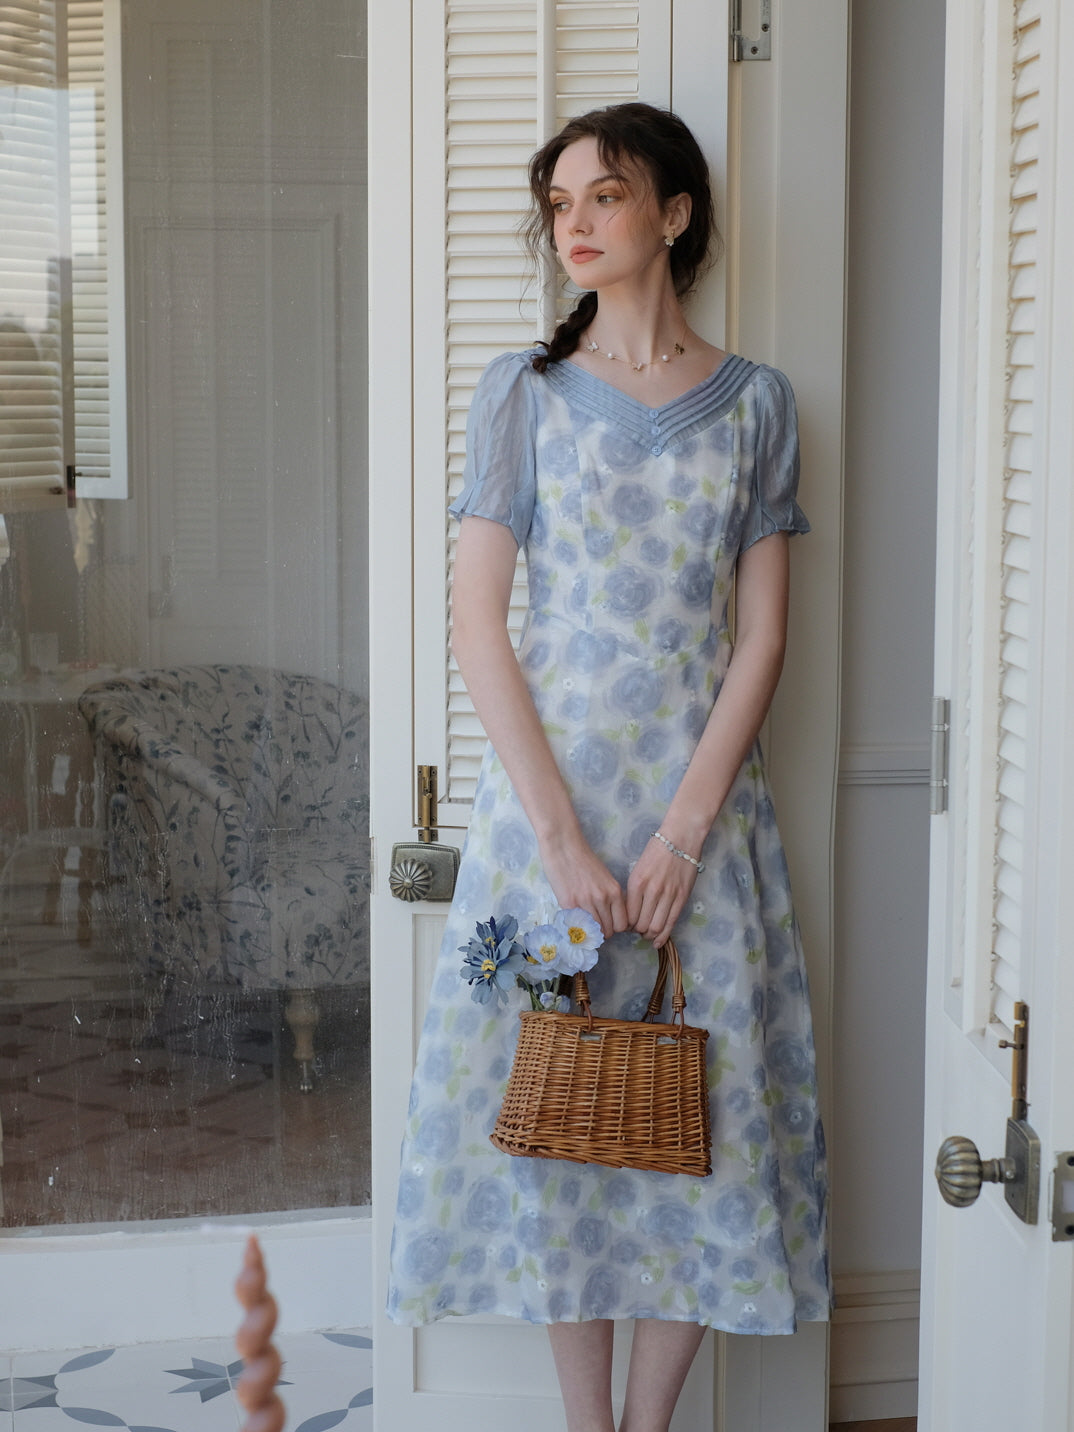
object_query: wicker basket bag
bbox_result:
[490,938,712,1176]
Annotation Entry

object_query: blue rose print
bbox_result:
[611,483,660,525]
[572,1215,609,1257]
[584,526,616,559]
[713,1187,758,1239]
[653,616,688,652]
[403,1230,451,1282]
[610,668,664,718]
[676,556,715,607]
[415,1107,459,1162]
[606,566,658,617]
[565,629,619,672]
[641,1201,698,1247]
[464,1178,511,1232]
[567,734,619,787]
[580,1266,623,1319]
[640,536,671,567]
[387,359,829,1335]
[635,726,670,762]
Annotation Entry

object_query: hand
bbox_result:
[538,830,628,940]
[625,837,699,949]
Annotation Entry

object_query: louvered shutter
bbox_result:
[990,0,1039,1036]
[0,0,63,500]
[0,0,124,506]
[66,0,125,497]
[443,0,646,806]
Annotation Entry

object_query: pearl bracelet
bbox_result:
[650,831,706,874]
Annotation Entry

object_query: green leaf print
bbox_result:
[746,946,762,964]
[686,1185,702,1206]
[733,1280,764,1296]
[482,1020,498,1042]
[793,1200,809,1220]
[589,1189,604,1212]
[542,1180,559,1209]
[757,1205,774,1227]
[665,499,687,515]
[505,1266,522,1283]
[542,722,568,736]
[701,476,717,499]
[773,1272,788,1292]
[635,619,650,643]
[541,668,556,690]
[446,1074,460,1099]
[671,543,687,571]
[549,1234,569,1249]
[654,705,674,720]
[660,1288,677,1310]
[524,1255,540,1278]
[439,1201,451,1228]
[512,1192,520,1214]
[491,871,504,894]
[789,1234,805,1255]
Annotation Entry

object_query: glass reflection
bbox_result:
[0,0,369,1227]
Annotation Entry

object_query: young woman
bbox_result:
[388,102,830,1432]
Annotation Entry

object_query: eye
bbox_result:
[597,192,621,204]
[551,199,570,213]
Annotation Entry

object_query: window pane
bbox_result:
[0,0,369,1227]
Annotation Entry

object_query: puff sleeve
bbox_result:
[449,352,538,549]
[739,365,811,551]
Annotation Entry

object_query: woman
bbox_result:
[388,102,830,1431]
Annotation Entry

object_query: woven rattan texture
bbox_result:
[490,1005,711,1176]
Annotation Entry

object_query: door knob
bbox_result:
[389,841,459,901]
[935,1135,1015,1207]
[935,1118,1040,1222]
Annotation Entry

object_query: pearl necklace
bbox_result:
[584,324,688,373]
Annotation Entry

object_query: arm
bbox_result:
[452,515,628,937]
[626,532,791,948]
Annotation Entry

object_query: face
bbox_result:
[547,136,686,291]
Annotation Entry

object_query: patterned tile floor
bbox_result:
[0,1331,373,1432]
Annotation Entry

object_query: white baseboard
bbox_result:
[0,1208,372,1353]
[829,1269,920,1422]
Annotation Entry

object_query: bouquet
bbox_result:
[459,907,604,1010]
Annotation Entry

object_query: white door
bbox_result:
[368,3,847,1429]
[919,2,1074,1427]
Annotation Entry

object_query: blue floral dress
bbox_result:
[387,350,831,1334]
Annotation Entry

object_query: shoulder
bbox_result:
[469,348,544,413]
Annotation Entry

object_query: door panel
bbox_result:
[919,1,1074,1425]
[369,2,847,1428]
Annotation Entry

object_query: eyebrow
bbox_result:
[548,173,622,195]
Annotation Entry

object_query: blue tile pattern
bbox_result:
[2,1333,371,1432]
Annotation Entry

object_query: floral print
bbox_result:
[80,665,370,991]
[387,352,830,1335]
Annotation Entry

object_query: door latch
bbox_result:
[389,764,459,901]
[934,1002,1041,1224]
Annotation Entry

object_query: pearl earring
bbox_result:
[665,232,675,248]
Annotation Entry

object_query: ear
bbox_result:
[665,192,692,240]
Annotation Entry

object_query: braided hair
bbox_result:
[523,103,720,373]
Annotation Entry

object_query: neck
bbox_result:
[585,293,689,370]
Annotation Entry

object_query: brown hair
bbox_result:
[523,102,720,371]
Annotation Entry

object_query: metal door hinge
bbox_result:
[929,695,950,814]
[730,0,772,61]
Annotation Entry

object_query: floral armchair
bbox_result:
[79,665,370,1090]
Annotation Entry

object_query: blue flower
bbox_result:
[567,733,619,787]
[676,556,715,607]
[611,483,660,525]
[641,1200,698,1247]
[571,1214,608,1257]
[463,1178,511,1232]
[611,668,665,717]
[550,907,603,972]
[606,566,658,617]
[459,915,527,1004]
[580,1266,622,1319]
[402,1230,451,1282]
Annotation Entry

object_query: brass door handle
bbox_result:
[935,1135,1015,1207]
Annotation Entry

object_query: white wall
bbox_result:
[830,0,945,1420]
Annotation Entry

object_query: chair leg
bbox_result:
[284,988,319,1093]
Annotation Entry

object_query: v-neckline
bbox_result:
[559,351,737,417]
[543,351,758,454]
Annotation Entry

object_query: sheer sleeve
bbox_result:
[740,365,811,551]
[449,352,538,549]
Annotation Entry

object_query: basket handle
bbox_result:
[572,938,686,1034]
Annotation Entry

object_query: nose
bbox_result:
[567,203,591,235]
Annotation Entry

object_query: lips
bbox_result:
[569,246,601,262]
